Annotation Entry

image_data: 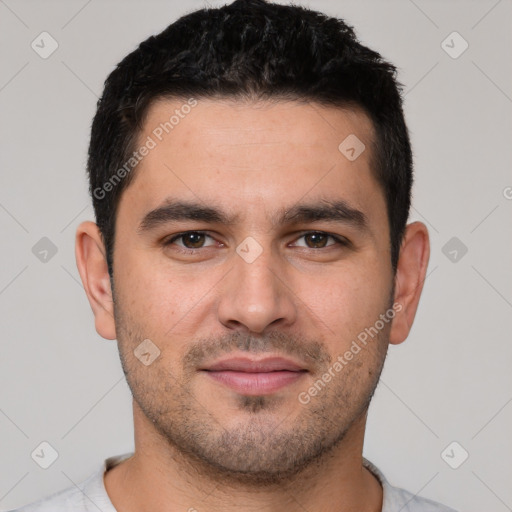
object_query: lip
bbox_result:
[204,356,306,373]
[201,356,308,395]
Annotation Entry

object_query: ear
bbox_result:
[75,221,116,340]
[389,221,430,345]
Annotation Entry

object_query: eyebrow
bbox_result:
[137,197,369,234]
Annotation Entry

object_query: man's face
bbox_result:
[112,98,394,483]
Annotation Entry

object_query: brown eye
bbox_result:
[165,231,216,250]
[292,231,345,249]
[180,232,206,248]
[303,232,330,248]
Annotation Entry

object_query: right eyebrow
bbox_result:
[137,199,239,234]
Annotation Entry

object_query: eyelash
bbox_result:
[163,231,349,254]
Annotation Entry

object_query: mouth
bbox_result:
[200,356,308,395]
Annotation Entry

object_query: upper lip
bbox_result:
[202,356,307,373]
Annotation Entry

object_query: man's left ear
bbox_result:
[389,221,430,345]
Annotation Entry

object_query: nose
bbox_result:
[216,244,298,334]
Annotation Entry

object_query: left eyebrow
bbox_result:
[137,197,370,234]
[280,200,369,232]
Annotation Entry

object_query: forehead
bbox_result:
[120,97,386,234]
[140,97,376,165]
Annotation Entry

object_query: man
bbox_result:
[13,0,456,510]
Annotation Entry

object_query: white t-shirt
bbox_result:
[10,453,457,512]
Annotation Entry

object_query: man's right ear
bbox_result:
[75,221,117,340]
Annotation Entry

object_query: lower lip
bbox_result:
[204,370,306,395]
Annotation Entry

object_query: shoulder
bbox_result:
[7,453,133,512]
[8,484,91,512]
[363,458,458,512]
[383,483,458,512]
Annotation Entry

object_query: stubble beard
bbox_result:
[114,304,390,487]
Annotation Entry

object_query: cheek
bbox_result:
[298,261,391,343]
[115,253,216,342]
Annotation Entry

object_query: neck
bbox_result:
[104,403,383,512]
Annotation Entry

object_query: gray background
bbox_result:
[1,0,511,510]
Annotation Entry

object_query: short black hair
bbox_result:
[88,0,413,278]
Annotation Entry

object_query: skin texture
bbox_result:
[76,98,430,512]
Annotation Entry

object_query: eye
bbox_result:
[162,230,348,255]
[165,231,217,250]
[291,231,347,249]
